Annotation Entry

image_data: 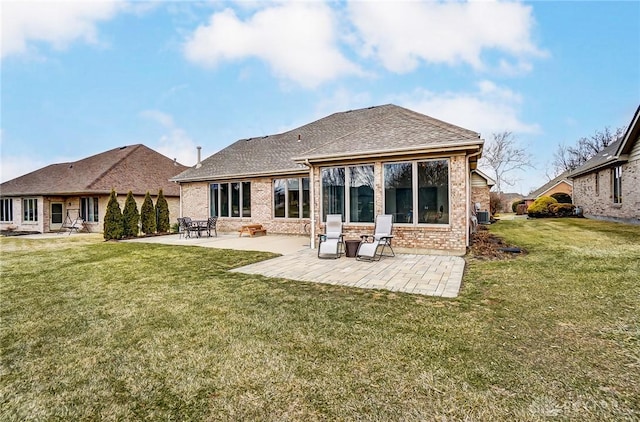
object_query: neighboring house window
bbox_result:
[613,166,622,204]
[321,165,374,223]
[210,182,251,217]
[384,159,449,225]
[1,198,13,222]
[81,197,99,222]
[273,177,310,218]
[595,172,599,196]
[23,198,38,222]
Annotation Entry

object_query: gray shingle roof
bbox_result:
[172,104,482,182]
[526,171,572,199]
[0,144,188,197]
[570,105,639,178]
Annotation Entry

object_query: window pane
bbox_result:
[288,178,300,218]
[322,168,345,221]
[613,166,622,204]
[302,178,310,218]
[231,182,240,217]
[220,184,229,217]
[384,163,412,223]
[242,182,251,217]
[417,160,449,224]
[349,165,374,222]
[274,179,285,218]
[210,184,219,217]
[1,199,12,222]
[91,198,99,222]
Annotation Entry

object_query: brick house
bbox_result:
[523,171,573,208]
[470,169,495,214]
[171,104,485,255]
[570,105,640,224]
[0,144,188,233]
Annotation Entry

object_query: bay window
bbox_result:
[23,198,38,222]
[384,159,449,224]
[1,198,13,222]
[321,165,374,223]
[273,177,310,218]
[81,197,99,222]
[210,182,251,217]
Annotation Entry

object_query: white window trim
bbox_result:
[273,177,310,219]
[320,165,375,224]
[209,181,251,218]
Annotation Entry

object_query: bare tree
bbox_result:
[552,126,625,174]
[480,132,533,194]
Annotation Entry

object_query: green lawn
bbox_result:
[1,219,639,421]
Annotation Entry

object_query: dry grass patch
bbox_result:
[1,219,639,420]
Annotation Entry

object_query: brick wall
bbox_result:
[573,158,640,223]
[179,155,472,254]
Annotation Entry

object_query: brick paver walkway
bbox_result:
[232,249,465,297]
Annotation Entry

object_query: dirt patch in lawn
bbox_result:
[467,225,526,260]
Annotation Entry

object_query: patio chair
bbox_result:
[204,216,218,237]
[178,217,198,239]
[356,214,395,261]
[317,214,344,259]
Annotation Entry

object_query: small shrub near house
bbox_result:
[103,189,123,240]
[512,199,525,213]
[155,189,170,233]
[551,192,572,204]
[549,203,576,217]
[527,196,558,218]
[140,192,157,235]
[122,191,140,238]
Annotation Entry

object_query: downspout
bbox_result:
[178,183,183,218]
[466,150,482,247]
[304,159,316,249]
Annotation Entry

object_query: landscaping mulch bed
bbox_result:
[467,225,526,260]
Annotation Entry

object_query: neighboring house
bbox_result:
[523,171,573,207]
[570,105,640,224]
[0,144,188,233]
[470,169,495,214]
[171,104,485,255]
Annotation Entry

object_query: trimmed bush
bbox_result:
[122,191,140,238]
[103,189,123,240]
[512,199,525,213]
[549,203,576,217]
[551,192,572,204]
[140,192,156,235]
[527,196,558,218]
[155,189,170,233]
[516,204,528,215]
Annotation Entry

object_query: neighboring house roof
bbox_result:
[0,144,188,197]
[172,104,483,182]
[526,171,573,199]
[472,169,496,187]
[570,104,640,178]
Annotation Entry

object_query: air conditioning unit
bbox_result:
[477,211,490,224]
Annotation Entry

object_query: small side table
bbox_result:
[344,239,361,258]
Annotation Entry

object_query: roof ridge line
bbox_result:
[87,144,142,190]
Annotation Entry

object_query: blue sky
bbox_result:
[2,1,639,195]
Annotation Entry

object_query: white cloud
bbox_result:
[1,0,123,59]
[183,3,362,88]
[139,110,198,166]
[396,80,540,137]
[348,0,545,73]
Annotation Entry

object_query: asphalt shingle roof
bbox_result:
[172,104,482,182]
[526,170,572,199]
[0,144,188,197]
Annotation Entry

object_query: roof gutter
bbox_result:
[170,167,307,183]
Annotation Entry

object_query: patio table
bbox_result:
[344,239,361,258]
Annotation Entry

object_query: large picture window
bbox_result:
[0,198,13,222]
[23,198,38,222]
[81,197,99,222]
[613,166,622,204]
[384,160,449,225]
[321,165,374,223]
[273,177,310,218]
[210,182,251,218]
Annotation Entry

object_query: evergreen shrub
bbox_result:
[122,191,140,238]
[140,192,156,235]
[103,189,123,240]
[527,196,558,218]
[155,189,170,233]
